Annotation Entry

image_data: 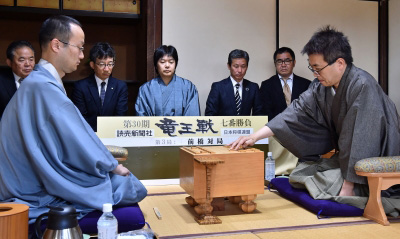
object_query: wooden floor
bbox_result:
[140,184,400,239]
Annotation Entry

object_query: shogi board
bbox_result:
[179,146,265,199]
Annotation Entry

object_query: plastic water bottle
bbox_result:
[97,203,118,239]
[265,152,275,182]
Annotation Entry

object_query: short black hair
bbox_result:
[228,49,249,66]
[273,47,295,61]
[153,45,178,75]
[301,25,353,64]
[6,40,35,60]
[89,42,116,62]
[39,15,82,49]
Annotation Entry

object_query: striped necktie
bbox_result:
[235,83,241,115]
[100,81,106,106]
[282,78,291,106]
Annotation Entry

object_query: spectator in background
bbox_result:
[72,42,128,132]
[205,49,262,116]
[135,45,200,116]
[258,47,310,175]
[0,40,35,118]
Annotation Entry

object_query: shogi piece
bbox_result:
[180,146,264,224]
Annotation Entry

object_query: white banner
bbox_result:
[97,116,268,147]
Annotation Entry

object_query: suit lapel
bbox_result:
[4,69,17,97]
[88,75,102,113]
[291,74,301,100]
[273,75,287,106]
[241,79,250,114]
[103,77,116,113]
[224,78,236,114]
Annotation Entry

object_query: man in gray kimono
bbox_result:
[230,26,400,198]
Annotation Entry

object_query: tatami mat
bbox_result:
[255,222,400,239]
[139,187,371,238]
[146,184,185,195]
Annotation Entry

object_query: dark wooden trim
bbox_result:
[145,0,162,81]
[378,0,388,94]
[276,0,279,50]
[0,5,141,19]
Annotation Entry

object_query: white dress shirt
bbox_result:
[278,73,294,92]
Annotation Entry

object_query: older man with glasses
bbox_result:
[231,25,400,209]
[0,40,36,119]
[258,47,311,176]
[259,47,310,121]
[72,42,128,132]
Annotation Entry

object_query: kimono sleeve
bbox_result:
[267,82,334,158]
[182,81,201,116]
[135,84,154,116]
[336,78,400,183]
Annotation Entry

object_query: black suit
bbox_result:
[72,74,128,132]
[259,74,310,120]
[205,77,262,116]
[0,67,17,119]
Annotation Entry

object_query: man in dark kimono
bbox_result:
[230,26,400,198]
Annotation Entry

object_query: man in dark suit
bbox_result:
[72,42,128,132]
[259,47,310,175]
[205,49,262,116]
[259,47,310,120]
[0,40,35,119]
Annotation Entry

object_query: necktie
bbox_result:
[282,78,291,106]
[235,83,241,115]
[100,82,106,106]
[18,78,24,84]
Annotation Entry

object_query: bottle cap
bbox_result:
[267,152,272,157]
[103,203,113,213]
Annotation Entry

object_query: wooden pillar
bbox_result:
[144,0,162,81]
[378,0,388,93]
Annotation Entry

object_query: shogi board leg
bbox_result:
[228,196,242,204]
[239,194,257,213]
[364,177,390,226]
[211,197,225,211]
[186,196,198,207]
[187,196,225,211]
[194,198,222,224]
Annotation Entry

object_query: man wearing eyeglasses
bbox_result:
[231,26,399,203]
[259,47,310,120]
[72,42,128,132]
[258,47,311,175]
[0,15,147,232]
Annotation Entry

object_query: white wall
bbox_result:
[389,0,400,110]
[280,0,378,81]
[163,0,276,115]
[163,0,380,114]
